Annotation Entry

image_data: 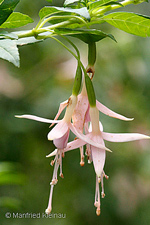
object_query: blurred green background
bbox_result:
[0,0,150,224]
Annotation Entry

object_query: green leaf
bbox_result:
[89,0,118,10]
[46,0,52,2]
[39,6,90,20]
[0,31,18,39]
[13,36,42,46]
[64,0,79,6]
[0,12,33,28]
[103,12,150,37]
[0,0,20,25]
[0,39,19,67]
[54,28,116,43]
[39,6,59,19]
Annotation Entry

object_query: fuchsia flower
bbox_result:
[16,93,110,214]
[16,81,150,216]
[54,81,133,166]
[46,100,149,215]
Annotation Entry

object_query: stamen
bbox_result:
[80,146,85,166]
[51,154,59,185]
[94,176,101,215]
[45,184,54,215]
[59,151,63,177]
[101,172,104,198]
[62,150,65,158]
[50,154,57,166]
[86,144,92,164]
[103,171,109,180]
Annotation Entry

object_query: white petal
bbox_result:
[48,121,68,140]
[54,100,68,120]
[69,123,112,152]
[53,129,69,149]
[64,139,86,152]
[46,149,58,158]
[50,100,68,127]
[92,146,106,178]
[102,132,150,142]
[15,115,61,124]
[96,100,134,121]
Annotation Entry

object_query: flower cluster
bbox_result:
[16,78,149,215]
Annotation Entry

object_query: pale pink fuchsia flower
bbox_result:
[16,94,110,214]
[88,106,149,215]
[47,106,149,215]
[15,81,149,216]
[53,82,133,166]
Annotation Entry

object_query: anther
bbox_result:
[45,207,51,215]
[50,160,54,166]
[80,161,85,167]
[60,173,64,178]
[101,192,105,198]
[96,208,101,216]
[104,175,109,180]
[50,179,58,185]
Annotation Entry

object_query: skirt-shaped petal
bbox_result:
[48,120,69,140]
[91,135,106,178]
[53,129,69,149]
[91,146,106,178]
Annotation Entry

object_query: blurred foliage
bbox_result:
[0,0,150,225]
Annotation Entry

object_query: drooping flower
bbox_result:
[51,80,133,166]
[15,93,111,214]
[47,105,149,215]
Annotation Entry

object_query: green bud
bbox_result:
[85,74,96,107]
[88,42,96,66]
[72,64,82,96]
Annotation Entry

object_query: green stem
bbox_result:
[37,15,87,29]
[92,0,135,16]
[49,36,96,105]
[60,35,80,59]
[16,20,73,39]
[49,36,88,78]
